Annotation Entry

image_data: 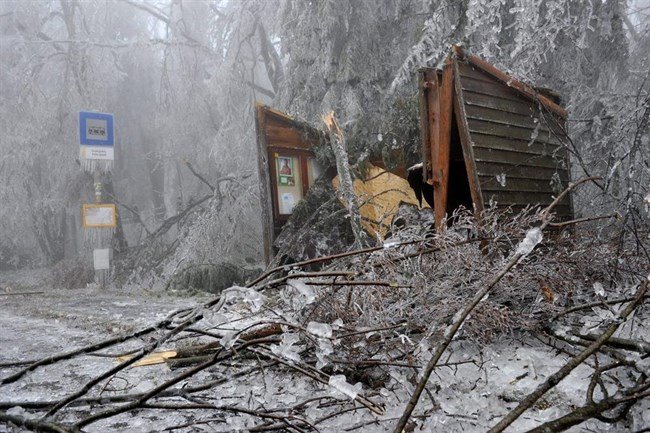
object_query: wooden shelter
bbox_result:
[255,104,415,263]
[255,104,327,264]
[418,46,573,227]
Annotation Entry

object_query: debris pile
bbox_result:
[1,179,648,432]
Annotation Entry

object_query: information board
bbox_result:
[82,204,117,228]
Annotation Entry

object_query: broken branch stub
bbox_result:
[322,111,370,248]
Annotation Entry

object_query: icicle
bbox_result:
[80,158,113,174]
[83,227,115,245]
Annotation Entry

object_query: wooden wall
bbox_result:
[455,60,572,220]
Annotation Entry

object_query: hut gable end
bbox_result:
[419,47,574,226]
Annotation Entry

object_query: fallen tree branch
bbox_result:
[488,279,648,433]
[392,176,599,433]
[75,337,277,429]
[0,362,276,411]
[569,330,650,354]
[552,294,650,320]
[0,411,71,433]
[323,111,369,249]
[43,312,202,417]
[0,291,44,296]
[524,384,650,433]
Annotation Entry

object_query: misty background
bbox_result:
[0,0,648,287]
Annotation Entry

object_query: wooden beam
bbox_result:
[452,60,485,214]
[254,102,274,265]
[427,71,441,190]
[417,69,434,182]
[434,60,454,228]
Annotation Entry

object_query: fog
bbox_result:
[0,1,649,432]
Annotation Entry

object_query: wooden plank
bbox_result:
[467,118,563,145]
[478,174,569,194]
[493,202,572,210]
[453,59,485,214]
[472,146,569,170]
[475,160,569,181]
[457,61,495,83]
[460,75,525,103]
[465,104,565,136]
[264,125,313,148]
[483,190,571,207]
[492,202,573,217]
[462,90,535,116]
[467,132,567,158]
[299,155,309,194]
[435,62,454,228]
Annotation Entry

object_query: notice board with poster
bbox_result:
[255,104,326,263]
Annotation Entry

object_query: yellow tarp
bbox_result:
[332,164,430,239]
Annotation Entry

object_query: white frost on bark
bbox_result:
[322,111,369,248]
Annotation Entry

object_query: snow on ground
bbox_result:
[0,277,647,432]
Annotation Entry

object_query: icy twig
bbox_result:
[489,279,648,433]
[260,271,358,290]
[547,212,618,228]
[569,330,650,354]
[248,346,384,416]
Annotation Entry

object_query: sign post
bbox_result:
[79,111,116,287]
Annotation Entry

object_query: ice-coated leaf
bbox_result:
[516,227,543,255]
[328,374,362,400]
[593,282,605,297]
[289,279,316,304]
[307,321,333,338]
[316,338,333,369]
[270,332,301,362]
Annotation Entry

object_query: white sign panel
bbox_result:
[82,204,117,228]
[93,249,110,270]
[80,146,114,160]
[280,192,296,214]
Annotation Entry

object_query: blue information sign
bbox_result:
[79,111,114,146]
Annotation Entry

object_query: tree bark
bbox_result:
[322,111,369,248]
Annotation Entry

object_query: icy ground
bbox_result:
[0,276,648,432]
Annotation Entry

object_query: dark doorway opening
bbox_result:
[446,111,473,216]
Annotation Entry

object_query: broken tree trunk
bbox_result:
[322,112,369,248]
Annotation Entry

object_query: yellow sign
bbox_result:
[82,204,117,228]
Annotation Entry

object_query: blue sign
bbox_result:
[79,111,114,146]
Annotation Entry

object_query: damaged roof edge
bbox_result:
[451,45,568,119]
[254,102,327,143]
